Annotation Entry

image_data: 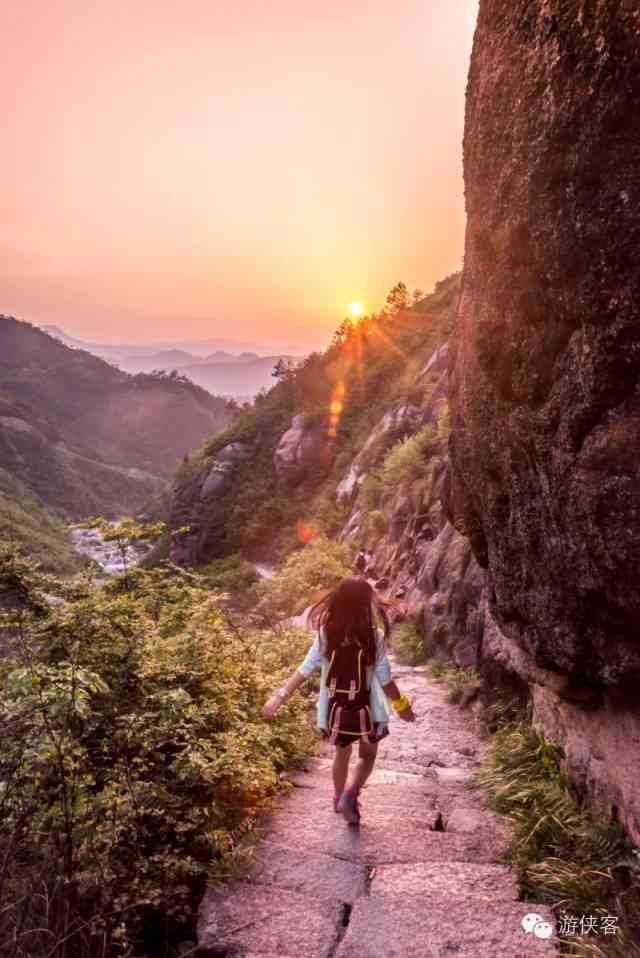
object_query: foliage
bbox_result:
[199,553,259,610]
[473,722,640,956]
[428,658,480,704]
[0,468,86,574]
[0,541,316,957]
[256,535,353,623]
[381,427,437,489]
[0,316,232,519]
[436,401,451,443]
[170,275,460,564]
[368,509,388,535]
[392,621,426,665]
[79,517,166,578]
[358,473,383,511]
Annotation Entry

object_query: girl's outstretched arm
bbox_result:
[261,670,307,719]
[383,679,416,722]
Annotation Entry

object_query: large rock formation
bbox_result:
[449,1,640,842]
[273,414,329,487]
[169,440,253,564]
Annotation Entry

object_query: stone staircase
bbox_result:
[198,663,558,957]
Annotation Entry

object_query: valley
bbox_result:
[1,2,639,957]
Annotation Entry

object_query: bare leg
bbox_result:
[333,742,352,797]
[346,739,378,795]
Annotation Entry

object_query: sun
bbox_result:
[348,300,364,318]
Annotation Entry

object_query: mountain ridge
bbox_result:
[0,316,232,521]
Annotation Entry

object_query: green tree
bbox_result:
[385,281,410,315]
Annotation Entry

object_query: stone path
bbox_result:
[198,662,558,957]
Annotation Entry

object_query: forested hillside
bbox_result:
[168,275,459,565]
[0,317,232,519]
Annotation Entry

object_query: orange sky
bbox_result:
[2,1,478,351]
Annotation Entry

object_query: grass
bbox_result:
[428,658,480,704]
[393,621,427,666]
[473,722,640,956]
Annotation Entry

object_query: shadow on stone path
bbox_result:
[198,661,559,957]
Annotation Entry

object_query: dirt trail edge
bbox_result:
[198,661,559,957]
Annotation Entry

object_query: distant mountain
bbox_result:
[0,317,232,519]
[41,326,303,395]
[180,356,297,396]
[41,325,303,361]
[117,349,203,374]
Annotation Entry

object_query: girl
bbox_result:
[261,576,415,825]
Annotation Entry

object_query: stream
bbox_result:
[69,524,150,575]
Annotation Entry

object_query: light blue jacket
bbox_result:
[298,629,392,732]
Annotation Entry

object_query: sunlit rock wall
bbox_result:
[449,0,640,842]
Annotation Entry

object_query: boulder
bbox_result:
[200,461,234,499]
[273,414,328,486]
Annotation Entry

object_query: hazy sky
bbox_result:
[2,1,478,351]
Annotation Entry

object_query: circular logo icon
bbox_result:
[522,913,545,934]
[534,920,553,940]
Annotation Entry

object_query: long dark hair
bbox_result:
[308,577,391,667]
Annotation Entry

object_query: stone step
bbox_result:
[198,883,340,958]
[263,805,509,865]
[369,860,519,900]
[272,784,442,820]
[246,841,367,902]
[335,894,558,958]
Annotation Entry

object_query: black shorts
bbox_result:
[322,723,389,749]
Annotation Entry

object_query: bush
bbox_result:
[369,509,388,535]
[200,552,259,594]
[381,427,436,489]
[0,542,316,957]
[358,473,383,510]
[256,535,353,622]
[393,621,426,665]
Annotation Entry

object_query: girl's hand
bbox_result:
[398,707,416,723]
[261,695,282,720]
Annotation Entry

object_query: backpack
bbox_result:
[326,636,374,743]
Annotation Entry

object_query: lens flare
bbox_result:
[348,301,364,318]
[327,379,346,440]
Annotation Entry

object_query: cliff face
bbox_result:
[449,1,640,841]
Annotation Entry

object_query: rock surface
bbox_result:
[448,0,640,841]
[169,441,253,564]
[273,414,329,486]
[198,662,557,957]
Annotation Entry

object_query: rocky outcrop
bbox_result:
[449,1,640,842]
[169,441,253,564]
[273,414,329,486]
[336,401,424,503]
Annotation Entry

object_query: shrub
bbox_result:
[358,473,383,510]
[0,543,316,957]
[381,426,436,489]
[256,535,353,623]
[200,552,259,594]
[393,621,426,665]
[369,509,388,535]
